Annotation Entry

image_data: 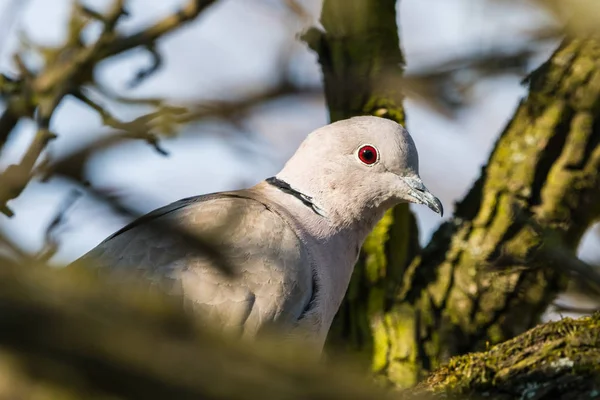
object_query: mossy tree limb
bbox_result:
[393,37,600,384]
[304,0,406,122]
[417,313,600,400]
[310,0,600,388]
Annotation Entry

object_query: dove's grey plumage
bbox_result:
[76,116,442,352]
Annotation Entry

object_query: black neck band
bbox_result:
[265,177,324,217]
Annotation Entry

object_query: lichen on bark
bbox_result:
[395,38,600,383]
[419,313,600,400]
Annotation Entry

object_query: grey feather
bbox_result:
[80,191,314,338]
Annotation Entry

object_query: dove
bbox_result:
[74,116,442,352]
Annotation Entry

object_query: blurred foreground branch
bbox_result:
[0,256,598,399]
[0,259,391,400]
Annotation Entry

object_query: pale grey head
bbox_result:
[275,116,443,227]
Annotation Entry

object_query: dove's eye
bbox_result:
[357,145,378,165]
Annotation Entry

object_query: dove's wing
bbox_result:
[77,191,315,337]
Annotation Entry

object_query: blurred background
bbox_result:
[0,0,597,317]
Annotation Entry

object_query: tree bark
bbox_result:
[310,0,600,388]
[393,36,600,383]
[416,312,600,400]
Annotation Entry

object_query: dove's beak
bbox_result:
[403,177,444,217]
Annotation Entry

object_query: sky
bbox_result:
[0,0,598,316]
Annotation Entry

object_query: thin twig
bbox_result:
[551,302,599,315]
[128,44,163,88]
[36,189,82,263]
[101,0,217,58]
[538,244,600,296]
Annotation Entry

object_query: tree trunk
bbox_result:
[394,36,600,382]
[309,0,600,387]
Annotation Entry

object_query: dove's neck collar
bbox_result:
[266,177,328,218]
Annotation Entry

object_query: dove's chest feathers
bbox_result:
[282,228,360,349]
[260,186,384,343]
[300,215,383,340]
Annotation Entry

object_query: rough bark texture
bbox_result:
[310,0,600,388]
[418,313,600,400]
[393,37,600,384]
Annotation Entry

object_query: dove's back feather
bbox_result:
[79,191,315,338]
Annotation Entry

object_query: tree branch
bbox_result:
[390,37,600,384]
[1,251,598,399]
[311,2,600,386]
[100,0,216,59]
[307,1,422,381]
[0,260,393,400]
[0,0,219,216]
[416,313,600,400]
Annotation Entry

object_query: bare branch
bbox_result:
[551,302,599,315]
[537,244,600,297]
[44,83,317,185]
[101,0,217,59]
[36,189,82,263]
[0,0,219,216]
[128,44,163,88]
[71,89,171,155]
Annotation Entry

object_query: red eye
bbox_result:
[357,145,378,165]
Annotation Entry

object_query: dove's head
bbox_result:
[276,116,442,227]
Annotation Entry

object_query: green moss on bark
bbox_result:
[420,313,600,400]
[395,37,600,384]
[313,11,600,387]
